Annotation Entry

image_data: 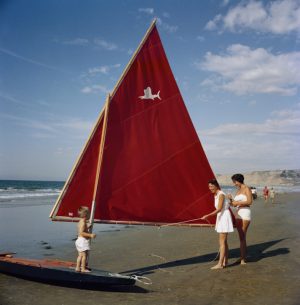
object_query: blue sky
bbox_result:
[0,0,299,180]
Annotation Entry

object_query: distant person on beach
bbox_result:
[270,187,275,203]
[201,179,234,269]
[228,174,252,265]
[75,206,96,272]
[263,186,269,202]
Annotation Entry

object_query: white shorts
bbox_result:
[75,237,90,252]
[235,207,251,221]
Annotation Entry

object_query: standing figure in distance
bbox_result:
[270,187,275,204]
[201,179,234,269]
[228,174,252,265]
[75,206,96,272]
[263,186,269,202]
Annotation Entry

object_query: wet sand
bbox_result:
[1,193,299,305]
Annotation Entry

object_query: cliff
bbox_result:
[216,169,300,186]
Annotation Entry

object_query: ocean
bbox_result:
[0,180,63,206]
[0,180,120,258]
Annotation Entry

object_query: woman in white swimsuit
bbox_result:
[201,179,234,269]
[228,173,252,265]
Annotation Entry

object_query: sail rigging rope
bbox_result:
[130,275,152,285]
[154,218,221,267]
[159,217,212,228]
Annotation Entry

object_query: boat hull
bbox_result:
[0,256,135,288]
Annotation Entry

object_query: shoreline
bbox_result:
[0,193,300,305]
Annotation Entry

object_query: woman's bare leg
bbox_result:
[224,239,229,267]
[237,219,250,264]
[211,233,227,269]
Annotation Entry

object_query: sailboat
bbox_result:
[0,19,216,288]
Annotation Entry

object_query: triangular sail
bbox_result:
[51,20,216,226]
[50,109,105,220]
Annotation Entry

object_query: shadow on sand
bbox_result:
[122,239,289,276]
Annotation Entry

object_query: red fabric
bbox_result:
[93,26,216,225]
[55,117,104,218]
[53,25,216,225]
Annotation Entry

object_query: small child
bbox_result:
[75,206,96,272]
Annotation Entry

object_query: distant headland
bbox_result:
[216,169,300,186]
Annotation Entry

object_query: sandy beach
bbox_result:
[0,192,299,305]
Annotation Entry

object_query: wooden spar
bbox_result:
[52,217,214,227]
[49,104,106,219]
[110,18,157,100]
[89,94,111,230]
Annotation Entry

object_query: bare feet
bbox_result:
[211,264,224,270]
[235,258,247,265]
[81,269,91,273]
[75,268,81,272]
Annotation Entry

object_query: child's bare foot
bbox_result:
[240,259,247,265]
[75,268,81,272]
[81,269,91,273]
[211,264,223,270]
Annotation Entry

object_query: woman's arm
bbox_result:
[201,194,224,219]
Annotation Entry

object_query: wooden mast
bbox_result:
[89,94,110,230]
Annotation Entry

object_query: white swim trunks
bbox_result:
[75,236,90,252]
[236,207,251,221]
[233,194,251,221]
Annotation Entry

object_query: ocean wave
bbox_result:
[0,190,60,201]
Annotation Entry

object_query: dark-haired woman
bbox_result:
[229,173,252,265]
[201,179,234,269]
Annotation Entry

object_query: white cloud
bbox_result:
[199,105,300,173]
[87,64,120,75]
[205,14,222,30]
[198,44,300,96]
[0,47,66,72]
[196,35,205,42]
[94,38,118,51]
[138,8,154,15]
[0,92,27,106]
[156,17,178,33]
[63,38,89,46]
[81,84,110,94]
[205,0,300,34]
[1,113,93,137]
[222,0,230,6]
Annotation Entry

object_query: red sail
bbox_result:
[51,22,216,226]
[50,113,104,220]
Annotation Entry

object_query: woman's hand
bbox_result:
[227,193,233,200]
[231,201,238,207]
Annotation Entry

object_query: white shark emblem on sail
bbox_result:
[139,87,161,100]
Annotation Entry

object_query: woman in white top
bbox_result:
[228,173,252,265]
[201,179,234,269]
